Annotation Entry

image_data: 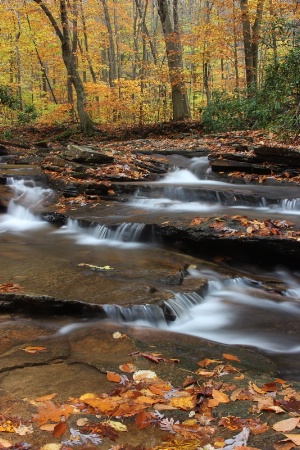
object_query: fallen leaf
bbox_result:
[0,438,12,448]
[133,370,158,382]
[119,363,138,373]
[76,418,89,427]
[284,434,300,445]
[23,346,47,353]
[14,424,34,435]
[113,331,126,339]
[105,420,128,432]
[32,400,74,425]
[197,358,220,367]
[53,420,67,438]
[136,410,150,430]
[223,353,241,362]
[107,371,122,383]
[40,424,56,432]
[273,418,300,433]
[208,389,230,407]
[274,439,297,450]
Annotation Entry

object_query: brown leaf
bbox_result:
[53,420,67,438]
[135,410,150,430]
[261,381,280,392]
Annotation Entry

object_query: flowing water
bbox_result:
[1,157,300,379]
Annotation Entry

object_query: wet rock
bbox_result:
[253,145,300,164]
[60,144,115,164]
[0,145,8,155]
[16,153,43,165]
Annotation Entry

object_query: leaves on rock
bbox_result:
[32,401,74,426]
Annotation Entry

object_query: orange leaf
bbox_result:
[197,358,220,368]
[135,410,150,430]
[223,353,240,362]
[32,401,74,426]
[107,371,121,383]
[208,389,230,407]
[119,363,137,373]
[35,394,58,402]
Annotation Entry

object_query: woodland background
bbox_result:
[0,0,299,136]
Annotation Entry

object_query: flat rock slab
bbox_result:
[0,164,44,180]
[60,144,115,164]
[0,317,300,449]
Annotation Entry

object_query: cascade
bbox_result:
[0,177,52,231]
[58,219,146,247]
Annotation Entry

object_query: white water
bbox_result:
[2,171,300,369]
[0,178,52,232]
[55,219,146,248]
[165,270,300,354]
[128,157,300,216]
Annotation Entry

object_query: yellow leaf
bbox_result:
[168,394,196,410]
[105,420,128,432]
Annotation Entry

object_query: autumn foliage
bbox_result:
[0,0,299,129]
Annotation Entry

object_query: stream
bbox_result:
[1,156,300,380]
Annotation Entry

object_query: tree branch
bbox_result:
[32,0,64,43]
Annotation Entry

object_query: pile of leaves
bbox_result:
[1,346,300,449]
[190,215,300,240]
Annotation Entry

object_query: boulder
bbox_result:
[60,144,114,164]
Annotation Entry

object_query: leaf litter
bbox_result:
[1,348,300,449]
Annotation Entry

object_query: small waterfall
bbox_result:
[163,292,204,318]
[59,219,146,247]
[280,198,300,211]
[103,304,167,325]
[0,178,52,231]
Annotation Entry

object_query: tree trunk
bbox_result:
[156,0,191,121]
[239,0,265,90]
[33,0,94,135]
[240,0,255,89]
[100,0,118,86]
